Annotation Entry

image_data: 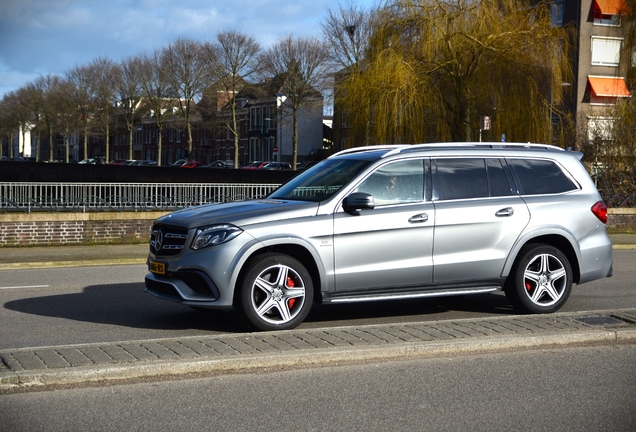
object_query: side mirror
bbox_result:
[343,192,375,215]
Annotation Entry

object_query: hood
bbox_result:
[155,199,320,229]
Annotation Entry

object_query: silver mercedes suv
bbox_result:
[145,143,613,330]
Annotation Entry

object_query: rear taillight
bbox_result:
[591,201,608,224]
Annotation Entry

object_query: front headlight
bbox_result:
[191,224,243,250]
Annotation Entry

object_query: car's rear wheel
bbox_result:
[236,253,313,331]
[505,244,572,314]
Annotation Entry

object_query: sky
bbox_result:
[0,0,377,100]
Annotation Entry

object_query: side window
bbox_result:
[358,159,424,206]
[435,158,488,200]
[487,159,514,197]
[508,158,577,195]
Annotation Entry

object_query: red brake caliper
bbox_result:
[286,276,296,309]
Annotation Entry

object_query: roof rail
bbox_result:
[329,145,404,158]
[330,142,566,159]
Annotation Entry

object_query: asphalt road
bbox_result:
[1,250,635,350]
[2,344,635,431]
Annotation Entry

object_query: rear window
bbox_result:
[435,158,489,200]
[508,159,577,195]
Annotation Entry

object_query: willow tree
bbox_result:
[337,0,572,145]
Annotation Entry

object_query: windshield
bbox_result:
[269,158,372,202]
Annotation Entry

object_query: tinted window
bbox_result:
[508,159,577,195]
[358,159,424,206]
[269,158,371,201]
[487,159,514,197]
[435,158,488,200]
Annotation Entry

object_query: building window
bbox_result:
[588,116,614,143]
[550,1,565,27]
[250,107,262,130]
[593,0,626,26]
[592,37,622,66]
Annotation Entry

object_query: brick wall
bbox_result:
[0,212,168,247]
[0,208,634,247]
[608,208,636,232]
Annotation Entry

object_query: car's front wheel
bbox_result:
[505,244,572,314]
[236,253,314,331]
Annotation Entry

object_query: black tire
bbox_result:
[236,253,314,331]
[505,244,573,314]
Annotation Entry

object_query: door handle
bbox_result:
[409,213,429,223]
[495,207,514,217]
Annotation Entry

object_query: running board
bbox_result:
[323,286,501,304]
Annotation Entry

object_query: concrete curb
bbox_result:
[0,258,146,270]
[2,310,635,392]
[2,329,634,391]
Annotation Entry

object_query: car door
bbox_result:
[432,157,530,283]
[333,159,434,292]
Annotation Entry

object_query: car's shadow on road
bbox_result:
[4,282,518,334]
[3,283,247,333]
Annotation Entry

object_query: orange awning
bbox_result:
[588,77,631,98]
[594,0,629,15]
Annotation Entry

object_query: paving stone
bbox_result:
[11,352,47,370]
[56,348,94,367]
[178,340,224,357]
[137,342,179,360]
[98,345,137,363]
[79,346,118,365]
[158,341,201,358]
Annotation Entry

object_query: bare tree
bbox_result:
[260,35,330,169]
[0,92,20,158]
[113,56,144,160]
[90,57,118,162]
[321,0,374,70]
[13,86,36,159]
[163,37,209,158]
[19,80,45,161]
[135,50,172,166]
[205,30,261,168]
[55,78,80,163]
[36,75,65,161]
[66,64,97,160]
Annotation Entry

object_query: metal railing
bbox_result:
[0,182,281,213]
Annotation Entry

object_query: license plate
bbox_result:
[149,261,166,275]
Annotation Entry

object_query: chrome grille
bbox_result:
[151,224,188,256]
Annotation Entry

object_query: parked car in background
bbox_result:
[296,161,319,170]
[169,159,188,167]
[79,157,106,165]
[109,159,135,165]
[241,161,270,170]
[260,162,292,170]
[130,160,157,166]
[204,160,237,169]
[145,142,614,331]
[179,160,204,168]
